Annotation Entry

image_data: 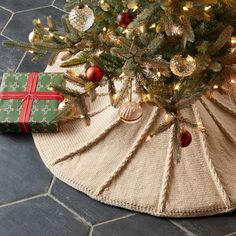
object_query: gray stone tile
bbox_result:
[93,214,185,236]
[51,179,131,225]
[173,211,236,236]
[0,0,53,12]
[0,196,89,236]
[0,134,52,204]
[0,35,24,78]
[0,7,12,32]
[3,6,64,42]
[17,52,49,73]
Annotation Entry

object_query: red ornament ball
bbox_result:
[179,130,192,148]
[117,12,133,29]
[86,66,104,83]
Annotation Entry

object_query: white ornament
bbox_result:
[28,30,41,43]
[69,5,95,32]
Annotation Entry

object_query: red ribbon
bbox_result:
[0,72,64,132]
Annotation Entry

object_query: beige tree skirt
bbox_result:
[33,58,236,218]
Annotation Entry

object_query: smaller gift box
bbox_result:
[0,72,64,133]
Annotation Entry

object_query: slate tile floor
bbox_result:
[0,0,236,235]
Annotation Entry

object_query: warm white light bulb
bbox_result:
[204,6,211,11]
[132,5,138,12]
[122,29,129,35]
[139,26,145,33]
[231,37,236,45]
[146,94,151,100]
[149,23,156,29]
[145,136,152,142]
[113,94,118,100]
[119,72,125,77]
[36,19,41,24]
[174,83,180,90]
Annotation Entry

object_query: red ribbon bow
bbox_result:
[0,72,64,132]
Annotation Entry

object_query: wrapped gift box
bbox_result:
[0,72,64,133]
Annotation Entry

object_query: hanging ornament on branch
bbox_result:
[119,101,143,124]
[58,97,80,122]
[69,5,95,32]
[118,79,143,124]
[86,66,104,83]
[179,129,192,148]
[117,12,133,29]
[170,55,196,77]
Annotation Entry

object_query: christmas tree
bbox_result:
[3,0,236,162]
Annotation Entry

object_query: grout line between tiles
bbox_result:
[0,5,14,14]
[93,213,137,228]
[51,0,57,5]
[15,52,27,72]
[51,5,68,13]
[169,220,197,236]
[15,5,51,14]
[88,226,94,236]
[48,193,92,227]
[0,193,47,208]
[47,175,56,193]
[0,12,14,35]
[0,33,14,41]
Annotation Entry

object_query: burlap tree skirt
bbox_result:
[33,58,236,217]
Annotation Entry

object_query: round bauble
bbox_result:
[86,66,104,83]
[170,55,196,77]
[58,98,80,122]
[117,12,133,29]
[28,30,41,43]
[119,101,143,124]
[69,5,95,32]
[179,130,192,148]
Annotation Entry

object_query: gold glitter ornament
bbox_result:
[170,55,196,77]
[69,5,95,32]
[119,101,143,124]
